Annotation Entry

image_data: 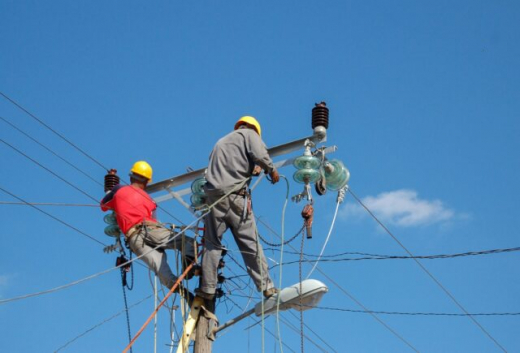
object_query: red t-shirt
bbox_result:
[100,185,157,234]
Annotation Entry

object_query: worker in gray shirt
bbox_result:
[197,116,280,300]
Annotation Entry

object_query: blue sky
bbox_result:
[1,1,519,352]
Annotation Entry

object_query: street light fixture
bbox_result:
[213,279,328,336]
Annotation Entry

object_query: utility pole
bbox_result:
[142,103,343,353]
[194,299,215,353]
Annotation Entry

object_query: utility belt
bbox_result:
[126,220,161,239]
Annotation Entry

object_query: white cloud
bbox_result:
[341,189,455,227]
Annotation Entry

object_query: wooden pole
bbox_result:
[194,299,215,353]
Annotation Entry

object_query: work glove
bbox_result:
[269,169,280,184]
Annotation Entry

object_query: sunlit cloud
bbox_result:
[341,189,455,227]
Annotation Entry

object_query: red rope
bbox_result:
[122,262,195,353]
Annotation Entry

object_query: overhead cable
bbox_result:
[349,188,507,352]
[0,201,98,207]
[0,186,106,247]
[0,115,102,186]
[275,247,520,261]
[0,93,186,226]
[0,91,109,171]
[256,216,420,352]
[54,295,152,352]
[313,306,520,317]
[305,200,341,279]
[1,139,99,203]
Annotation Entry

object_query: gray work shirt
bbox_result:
[205,128,274,195]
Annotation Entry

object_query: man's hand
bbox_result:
[269,169,280,184]
[252,165,262,176]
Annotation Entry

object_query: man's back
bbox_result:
[205,128,273,194]
[101,185,156,234]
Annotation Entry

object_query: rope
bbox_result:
[123,262,195,353]
[1,179,249,306]
[123,179,252,351]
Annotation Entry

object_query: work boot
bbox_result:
[263,287,280,299]
[195,288,215,301]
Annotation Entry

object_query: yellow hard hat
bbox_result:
[130,161,153,182]
[235,116,261,137]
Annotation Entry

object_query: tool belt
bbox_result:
[126,220,161,239]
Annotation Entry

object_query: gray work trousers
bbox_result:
[200,193,274,295]
[128,224,195,290]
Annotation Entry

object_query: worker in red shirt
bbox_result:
[101,161,195,291]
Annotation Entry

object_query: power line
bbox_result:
[313,306,520,317]
[268,246,520,267]
[349,188,507,352]
[256,216,420,352]
[0,91,109,171]
[0,92,189,227]
[226,294,520,318]
[0,186,106,247]
[0,201,98,207]
[0,115,103,187]
[274,247,520,261]
[54,295,153,352]
[1,139,99,203]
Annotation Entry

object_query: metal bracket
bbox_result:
[292,183,313,203]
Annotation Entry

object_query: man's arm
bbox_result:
[246,131,274,173]
[246,130,279,184]
[100,184,123,212]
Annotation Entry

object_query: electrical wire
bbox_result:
[305,200,340,279]
[0,115,103,186]
[1,139,99,203]
[273,246,520,261]
[54,295,153,352]
[0,196,208,305]
[349,188,507,352]
[0,91,109,171]
[286,310,338,353]
[312,305,520,317]
[1,92,187,227]
[0,186,106,247]
[275,175,290,353]
[256,215,420,352]
[0,201,98,207]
